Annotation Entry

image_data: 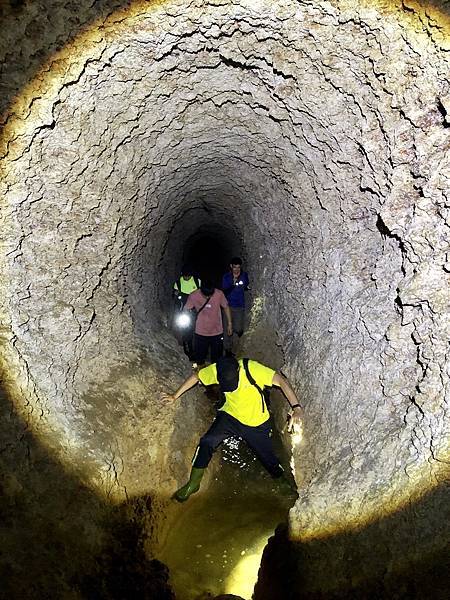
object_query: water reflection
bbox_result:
[158,437,296,600]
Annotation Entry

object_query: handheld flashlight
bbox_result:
[175,313,192,329]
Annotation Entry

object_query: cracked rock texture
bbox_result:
[0,0,449,597]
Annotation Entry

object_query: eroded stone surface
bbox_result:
[0,0,449,597]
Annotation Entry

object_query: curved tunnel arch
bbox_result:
[0,0,449,596]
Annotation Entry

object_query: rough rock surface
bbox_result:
[0,0,449,597]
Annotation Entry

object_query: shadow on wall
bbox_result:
[0,0,132,120]
[0,377,175,600]
[254,484,450,600]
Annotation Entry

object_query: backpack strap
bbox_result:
[194,276,200,288]
[175,278,181,292]
[196,295,210,316]
[243,358,266,414]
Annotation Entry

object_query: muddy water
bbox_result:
[158,433,297,600]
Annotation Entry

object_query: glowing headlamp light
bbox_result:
[175,313,192,329]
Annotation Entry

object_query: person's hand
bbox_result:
[161,392,176,402]
[287,406,303,436]
[227,323,233,337]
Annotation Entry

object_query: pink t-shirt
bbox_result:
[185,289,228,336]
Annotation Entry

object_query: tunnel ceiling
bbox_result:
[0,0,449,537]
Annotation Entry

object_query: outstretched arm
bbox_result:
[272,372,303,432]
[272,373,301,408]
[162,372,200,402]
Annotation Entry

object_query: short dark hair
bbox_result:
[216,356,239,392]
[230,257,242,265]
[200,280,215,296]
[181,264,192,276]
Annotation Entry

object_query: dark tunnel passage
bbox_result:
[181,228,236,285]
[0,0,449,599]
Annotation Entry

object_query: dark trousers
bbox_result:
[181,328,194,360]
[193,333,223,364]
[192,411,284,478]
[223,306,245,351]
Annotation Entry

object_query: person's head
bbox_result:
[181,264,193,279]
[200,280,215,298]
[230,256,242,277]
[216,356,239,392]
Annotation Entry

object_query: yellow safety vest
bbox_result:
[174,276,200,295]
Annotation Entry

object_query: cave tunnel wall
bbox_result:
[0,0,449,598]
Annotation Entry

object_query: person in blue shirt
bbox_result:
[221,257,250,355]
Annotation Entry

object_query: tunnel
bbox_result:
[0,0,449,598]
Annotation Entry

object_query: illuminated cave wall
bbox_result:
[0,0,449,597]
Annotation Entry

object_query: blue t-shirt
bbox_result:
[222,271,249,308]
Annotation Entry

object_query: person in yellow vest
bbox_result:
[172,265,201,360]
[162,355,303,502]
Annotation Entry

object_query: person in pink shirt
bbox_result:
[184,280,233,366]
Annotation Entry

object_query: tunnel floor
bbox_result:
[157,432,297,600]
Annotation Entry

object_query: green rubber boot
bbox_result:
[173,467,205,502]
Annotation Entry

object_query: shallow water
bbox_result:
[158,435,297,600]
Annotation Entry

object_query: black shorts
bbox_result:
[193,333,223,364]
